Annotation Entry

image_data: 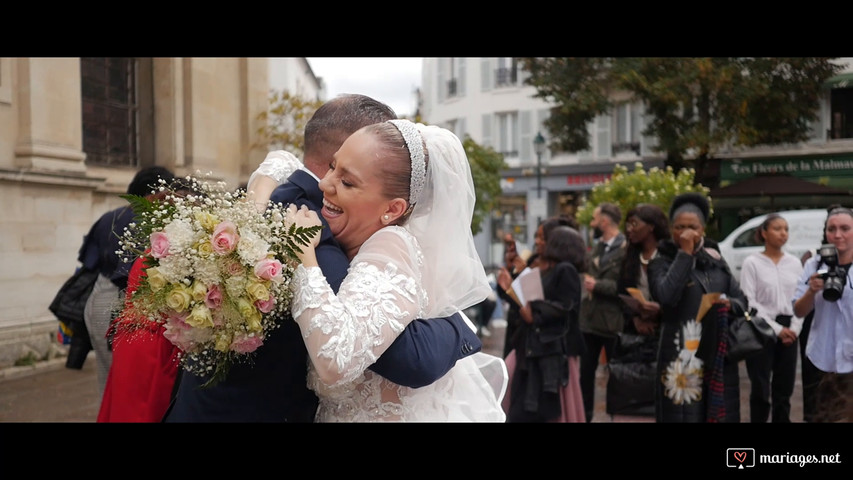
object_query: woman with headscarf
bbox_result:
[647,193,747,422]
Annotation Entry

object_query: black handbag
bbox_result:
[49,267,99,326]
[726,297,776,362]
[606,332,657,416]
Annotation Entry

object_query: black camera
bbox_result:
[816,243,847,301]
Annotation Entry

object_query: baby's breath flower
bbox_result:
[112,171,315,387]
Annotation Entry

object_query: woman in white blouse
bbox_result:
[739,213,804,422]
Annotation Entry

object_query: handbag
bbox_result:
[606,332,657,416]
[49,267,99,326]
[726,297,776,362]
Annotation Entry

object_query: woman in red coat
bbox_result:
[97,254,181,422]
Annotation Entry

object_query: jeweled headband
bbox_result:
[388,119,425,207]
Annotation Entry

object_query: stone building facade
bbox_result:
[0,57,286,367]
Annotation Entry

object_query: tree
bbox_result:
[575,162,710,231]
[255,89,323,157]
[463,135,507,235]
[519,57,844,186]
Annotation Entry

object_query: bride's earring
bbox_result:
[383,214,390,223]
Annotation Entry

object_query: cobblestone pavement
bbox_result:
[0,320,803,423]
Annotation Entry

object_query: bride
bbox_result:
[258,119,507,422]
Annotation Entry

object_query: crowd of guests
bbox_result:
[496,196,852,423]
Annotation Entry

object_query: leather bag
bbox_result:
[606,332,657,416]
[49,267,99,326]
[726,297,776,362]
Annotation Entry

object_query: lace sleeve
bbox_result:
[246,150,303,211]
[248,150,303,186]
[290,227,425,388]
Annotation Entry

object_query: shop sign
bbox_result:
[566,173,611,186]
[722,154,853,181]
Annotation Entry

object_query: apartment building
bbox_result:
[420,57,853,268]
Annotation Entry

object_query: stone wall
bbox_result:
[0,57,271,368]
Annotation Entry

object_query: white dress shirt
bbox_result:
[793,255,853,374]
[740,251,804,337]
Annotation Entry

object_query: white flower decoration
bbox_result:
[662,357,703,405]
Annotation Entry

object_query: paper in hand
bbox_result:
[619,294,643,313]
[696,292,722,323]
[510,267,544,307]
[626,288,647,303]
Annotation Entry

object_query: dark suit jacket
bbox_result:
[579,234,628,337]
[78,205,136,290]
[164,169,481,422]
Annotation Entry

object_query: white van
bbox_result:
[717,209,828,281]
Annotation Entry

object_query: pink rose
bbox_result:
[162,312,194,351]
[150,231,170,258]
[255,295,275,313]
[205,284,223,309]
[230,333,264,354]
[225,260,244,276]
[211,221,239,255]
[254,258,283,282]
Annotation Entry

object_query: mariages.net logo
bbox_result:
[727,448,843,469]
[726,448,756,469]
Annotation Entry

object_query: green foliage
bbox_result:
[575,162,711,228]
[519,57,614,153]
[14,350,40,367]
[519,57,844,183]
[463,135,507,235]
[120,194,176,256]
[255,89,323,156]
[281,222,324,262]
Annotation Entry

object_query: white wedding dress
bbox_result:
[290,226,507,422]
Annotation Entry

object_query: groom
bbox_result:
[164,94,482,422]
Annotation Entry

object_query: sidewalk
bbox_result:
[1,319,804,423]
[0,352,101,422]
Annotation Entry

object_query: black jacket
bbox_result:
[508,261,584,422]
[648,238,746,423]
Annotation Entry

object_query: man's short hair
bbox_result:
[598,202,622,225]
[303,94,396,158]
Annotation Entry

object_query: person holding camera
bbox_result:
[793,206,853,423]
[740,213,803,423]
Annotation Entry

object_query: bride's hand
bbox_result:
[286,204,322,249]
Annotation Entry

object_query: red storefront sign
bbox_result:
[566,173,611,186]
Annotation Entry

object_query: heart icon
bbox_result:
[734,451,747,463]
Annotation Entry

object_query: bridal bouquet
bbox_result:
[116,173,319,387]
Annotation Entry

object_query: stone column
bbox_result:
[13,58,86,172]
[152,57,185,174]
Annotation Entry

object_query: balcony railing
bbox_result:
[612,141,641,156]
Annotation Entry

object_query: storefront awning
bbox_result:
[710,175,851,198]
[824,72,853,89]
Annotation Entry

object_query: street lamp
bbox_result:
[533,131,546,198]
